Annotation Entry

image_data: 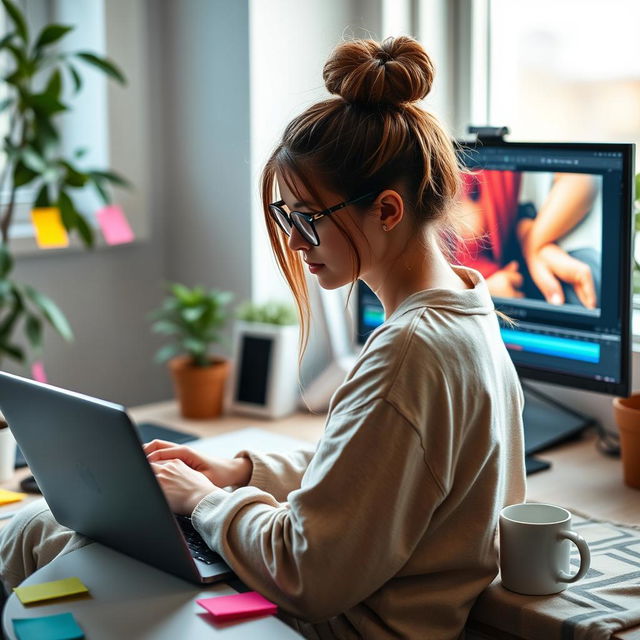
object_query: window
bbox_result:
[484,0,640,166]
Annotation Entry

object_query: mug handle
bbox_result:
[556,530,591,584]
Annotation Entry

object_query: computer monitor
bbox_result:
[356,138,635,471]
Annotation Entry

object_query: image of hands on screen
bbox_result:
[453,170,602,310]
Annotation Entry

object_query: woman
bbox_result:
[148,35,526,638]
[0,36,525,639]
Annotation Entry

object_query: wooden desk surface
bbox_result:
[525,428,640,525]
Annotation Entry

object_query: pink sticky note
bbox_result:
[196,591,278,622]
[96,205,135,245]
[31,361,48,384]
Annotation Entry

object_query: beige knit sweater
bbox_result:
[192,266,526,639]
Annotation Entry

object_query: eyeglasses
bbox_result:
[268,192,375,247]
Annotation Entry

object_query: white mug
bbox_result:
[499,503,591,595]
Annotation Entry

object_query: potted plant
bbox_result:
[0,0,128,369]
[228,300,300,418]
[150,283,234,419]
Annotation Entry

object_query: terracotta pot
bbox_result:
[612,393,640,489]
[169,356,230,419]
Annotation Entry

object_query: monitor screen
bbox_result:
[357,140,635,397]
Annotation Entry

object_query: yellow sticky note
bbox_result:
[31,207,69,248]
[0,488,26,505]
[14,576,89,604]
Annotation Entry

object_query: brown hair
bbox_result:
[261,36,462,360]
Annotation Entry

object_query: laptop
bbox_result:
[0,371,233,584]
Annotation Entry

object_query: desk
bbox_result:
[2,402,639,639]
[3,544,303,639]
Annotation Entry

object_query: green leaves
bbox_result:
[34,183,50,207]
[0,280,74,364]
[88,170,131,188]
[88,170,131,206]
[236,300,298,325]
[44,69,62,100]
[0,244,12,278]
[1,0,28,44]
[66,63,82,94]
[58,189,94,248]
[34,24,73,51]
[150,284,234,367]
[75,52,126,85]
[25,314,42,349]
[13,160,38,187]
[23,285,73,342]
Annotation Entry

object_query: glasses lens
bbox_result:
[292,213,319,246]
[270,206,292,236]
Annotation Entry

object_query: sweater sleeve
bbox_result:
[191,399,445,622]
[234,448,316,502]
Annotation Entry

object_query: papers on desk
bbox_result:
[13,612,84,640]
[197,591,278,622]
[0,488,26,506]
[14,577,89,605]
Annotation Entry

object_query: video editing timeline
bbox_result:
[502,328,600,364]
[499,322,621,384]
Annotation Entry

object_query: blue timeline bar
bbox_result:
[501,329,600,364]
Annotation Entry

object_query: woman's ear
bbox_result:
[375,190,404,232]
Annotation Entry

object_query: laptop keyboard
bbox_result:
[175,515,222,565]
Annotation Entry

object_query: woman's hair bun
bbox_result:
[323,36,434,107]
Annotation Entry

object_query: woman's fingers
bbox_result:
[146,447,184,463]
[142,439,177,454]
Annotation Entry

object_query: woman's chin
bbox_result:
[315,272,351,290]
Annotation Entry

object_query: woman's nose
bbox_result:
[287,225,311,252]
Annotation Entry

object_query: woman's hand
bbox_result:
[143,440,253,487]
[150,458,219,515]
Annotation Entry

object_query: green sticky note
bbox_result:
[13,612,84,639]
[13,577,89,604]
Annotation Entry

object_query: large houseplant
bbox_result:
[150,283,234,419]
[0,0,128,367]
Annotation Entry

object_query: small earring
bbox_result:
[382,224,388,232]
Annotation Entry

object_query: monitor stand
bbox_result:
[521,383,596,475]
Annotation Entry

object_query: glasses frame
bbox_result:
[268,192,375,247]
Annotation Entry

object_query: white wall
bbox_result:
[162,0,252,310]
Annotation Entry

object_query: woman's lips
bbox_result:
[307,262,324,274]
